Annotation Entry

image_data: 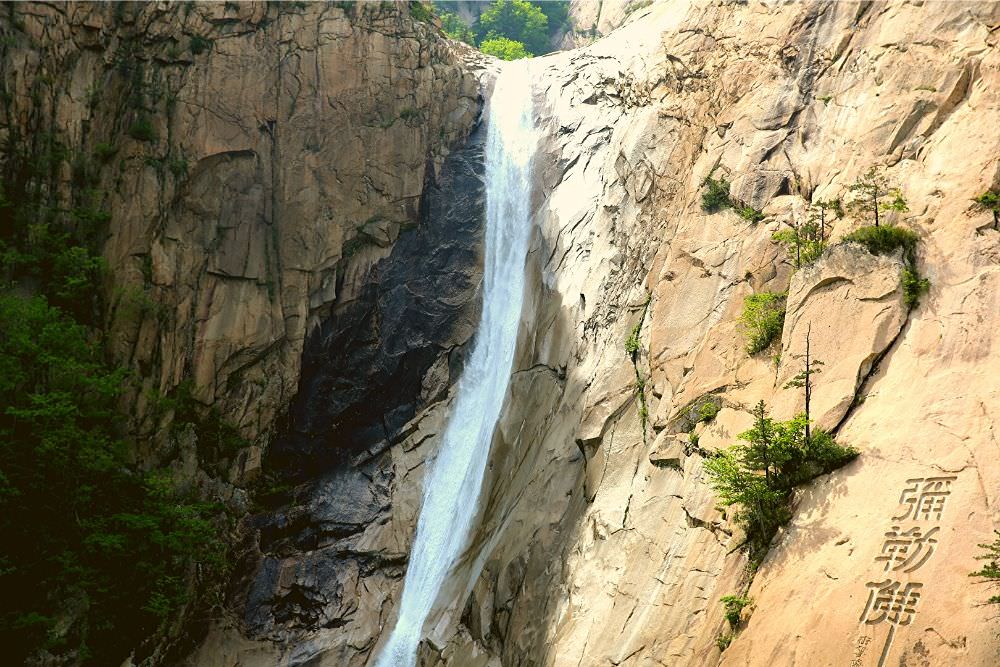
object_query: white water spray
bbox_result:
[374,63,539,667]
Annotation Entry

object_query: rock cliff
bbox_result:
[5,1,999,666]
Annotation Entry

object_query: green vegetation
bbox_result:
[477,0,548,55]
[437,6,475,43]
[426,1,568,57]
[625,320,642,356]
[842,223,919,260]
[0,295,227,665]
[480,36,532,60]
[189,34,213,55]
[972,189,999,230]
[739,292,786,356]
[704,401,857,562]
[970,531,1000,606]
[0,115,227,664]
[127,114,158,143]
[847,166,908,228]
[842,223,930,308]
[94,142,117,163]
[901,265,930,308]
[720,594,752,628]
[716,632,733,651]
[409,0,435,23]
[736,204,764,223]
[773,221,824,269]
[698,401,720,423]
[701,173,732,213]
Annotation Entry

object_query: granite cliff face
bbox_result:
[5,1,999,666]
[1,1,482,661]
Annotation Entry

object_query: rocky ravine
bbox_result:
[6,1,998,666]
[192,1,1000,667]
[1,1,484,661]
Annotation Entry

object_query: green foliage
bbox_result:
[625,321,642,356]
[52,245,105,303]
[399,107,421,123]
[847,166,907,227]
[93,142,117,163]
[842,224,919,262]
[478,0,548,55]
[704,401,857,562]
[409,1,434,22]
[480,36,531,60]
[772,221,825,269]
[168,157,189,178]
[720,594,752,629]
[736,205,764,223]
[716,632,733,651]
[434,3,476,43]
[127,114,158,143]
[970,530,1000,606]
[189,35,213,55]
[698,401,720,423]
[0,294,226,665]
[972,189,999,229]
[740,292,786,355]
[901,265,930,308]
[701,173,732,213]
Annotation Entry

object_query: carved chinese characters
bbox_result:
[857,476,956,666]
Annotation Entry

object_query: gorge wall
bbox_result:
[3,1,999,666]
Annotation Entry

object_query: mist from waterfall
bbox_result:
[373,63,539,667]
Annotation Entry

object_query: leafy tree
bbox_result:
[0,294,226,664]
[740,292,786,355]
[704,401,856,562]
[972,189,999,230]
[847,166,908,228]
[480,36,531,60]
[773,220,824,269]
[478,0,548,56]
[809,198,842,242]
[437,6,475,43]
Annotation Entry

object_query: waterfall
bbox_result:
[374,62,539,667]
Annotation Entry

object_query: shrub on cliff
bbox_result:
[701,173,732,213]
[740,292,786,355]
[842,223,919,261]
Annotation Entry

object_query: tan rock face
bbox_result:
[0,1,481,454]
[365,2,1000,667]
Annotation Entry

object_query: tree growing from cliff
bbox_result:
[705,400,856,562]
[847,166,908,228]
[783,323,823,444]
[773,219,824,269]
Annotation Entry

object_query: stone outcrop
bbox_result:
[313,2,998,667]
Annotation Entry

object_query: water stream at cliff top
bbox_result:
[374,63,539,667]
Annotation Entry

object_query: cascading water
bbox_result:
[374,63,539,667]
